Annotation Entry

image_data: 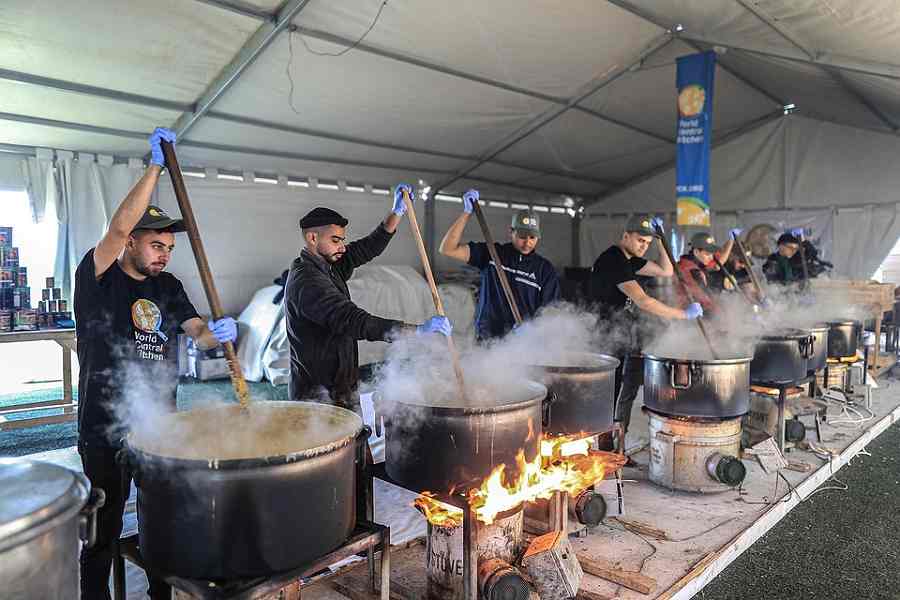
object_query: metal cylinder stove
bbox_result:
[646,411,746,493]
[530,353,619,436]
[426,506,528,600]
[643,354,750,492]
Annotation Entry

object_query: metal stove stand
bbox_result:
[750,375,816,453]
[113,439,391,600]
[113,521,389,600]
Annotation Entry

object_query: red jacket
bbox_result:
[676,255,716,311]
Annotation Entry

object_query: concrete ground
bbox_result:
[698,421,900,600]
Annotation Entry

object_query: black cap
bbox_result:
[132,205,186,233]
[689,232,719,252]
[299,207,349,229]
[777,233,800,246]
[624,214,655,236]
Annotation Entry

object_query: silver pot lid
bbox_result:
[0,459,89,545]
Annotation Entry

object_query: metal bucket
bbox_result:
[0,459,104,600]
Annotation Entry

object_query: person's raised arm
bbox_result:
[93,128,175,278]
[439,189,479,263]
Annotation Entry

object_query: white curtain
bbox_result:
[41,152,143,300]
[833,204,900,279]
[20,148,56,223]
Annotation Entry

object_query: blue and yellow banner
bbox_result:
[675,51,716,226]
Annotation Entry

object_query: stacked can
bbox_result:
[36,276,71,329]
[0,228,12,331]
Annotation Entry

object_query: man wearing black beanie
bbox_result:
[284,185,452,412]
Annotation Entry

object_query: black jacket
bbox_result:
[285,224,403,404]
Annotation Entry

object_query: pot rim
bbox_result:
[0,459,89,552]
[827,320,862,327]
[643,353,752,365]
[530,352,620,373]
[758,328,813,340]
[384,381,548,415]
[125,402,364,470]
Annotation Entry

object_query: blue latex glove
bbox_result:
[790,227,804,239]
[208,317,237,344]
[149,127,176,167]
[417,316,452,337]
[392,183,414,215]
[684,303,703,320]
[463,189,479,214]
[730,228,743,240]
[759,297,774,309]
[650,217,664,232]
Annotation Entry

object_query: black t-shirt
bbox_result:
[74,249,199,447]
[589,245,647,317]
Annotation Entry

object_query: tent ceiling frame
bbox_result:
[185,0,676,143]
[429,32,675,195]
[582,109,785,210]
[192,0,273,21]
[0,67,616,187]
[169,0,314,141]
[288,25,676,145]
[734,0,898,131]
[606,0,787,109]
[0,111,574,197]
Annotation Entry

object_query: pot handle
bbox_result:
[79,487,106,549]
[542,390,557,429]
[669,362,693,390]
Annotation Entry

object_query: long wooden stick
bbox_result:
[470,201,523,325]
[712,256,756,307]
[161,141,250,409]
[732,236,767,302]
[400,189,467,395]
[653,224,719,359]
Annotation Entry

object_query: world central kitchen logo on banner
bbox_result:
[675,50,716,226]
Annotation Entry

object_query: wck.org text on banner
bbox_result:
[675,50,716,226]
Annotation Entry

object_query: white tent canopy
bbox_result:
[3,0,900,286]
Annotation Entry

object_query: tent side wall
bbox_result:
[581,114,900,280]
[155,180,573,315]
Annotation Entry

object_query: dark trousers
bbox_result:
[79,441,171,600]
[613,354,644,436]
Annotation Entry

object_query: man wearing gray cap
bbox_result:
[676,231,738,311]
[440,189,560,340]
[589,214,702,450]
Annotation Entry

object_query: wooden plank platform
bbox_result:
[309,383,900,600]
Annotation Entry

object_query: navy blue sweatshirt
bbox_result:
[467,241,561,340]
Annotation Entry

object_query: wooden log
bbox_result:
[577,555,657,595]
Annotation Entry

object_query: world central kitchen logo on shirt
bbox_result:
[131,299,167,361]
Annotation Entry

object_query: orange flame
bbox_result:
[413,434,625,526]
[414,492,463,529]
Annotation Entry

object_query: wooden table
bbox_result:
[0,328,77,431]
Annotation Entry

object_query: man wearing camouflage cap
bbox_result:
[439,189,560,340]
[676,230,740,311]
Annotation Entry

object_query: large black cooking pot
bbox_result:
[644,354,751,418]
[531,353,619,436]
[125,402,365,580]
[750,329,814,384]
[827,320,861,359]
[807,324,829,373]
[377,380,547,492]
